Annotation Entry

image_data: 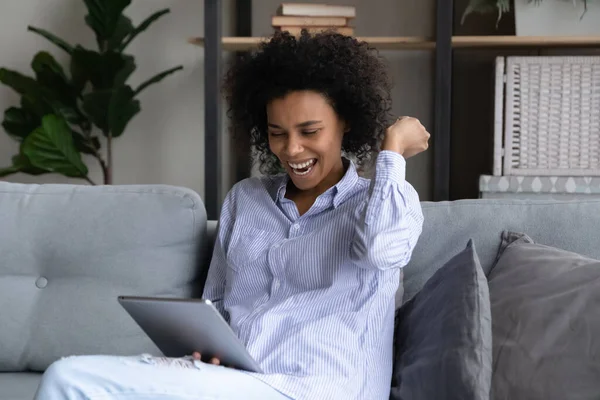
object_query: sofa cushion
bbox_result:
[0,373,42,400]
[0,183,207,372]
[403,199,600,304]
[489,231,600,400]
[390,239,492,400]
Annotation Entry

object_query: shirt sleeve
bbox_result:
[201,188,236,322]
[350,150,424,270]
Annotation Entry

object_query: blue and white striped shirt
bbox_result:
[202,150,424,400]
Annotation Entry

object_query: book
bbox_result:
[276,3,356,18]
[277,26,354,36]
[271,15,348,27]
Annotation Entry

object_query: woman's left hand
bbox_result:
[382,116,430,158]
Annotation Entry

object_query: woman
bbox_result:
[34,30,428,400]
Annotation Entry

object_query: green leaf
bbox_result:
[0,68,43,97]
[134,65,183,96]
[69,46,94,93]
[461,0,510,25]
[11,154,48,175]
[31,52,84,123]
[119,9,170,51]
[108,85,140,137]
[98,52,135,88]
[1,107,40,140]
[108,15,134,51]
[22,115,88,178]
[83,0,131,42]
[70,46,133,90]
[73,132,101,156]
[0,154,50,178]
[83,83,140,135]
[0,68,55,117]
[27,26,74,55]
[31,51,68,84]
[20,95,53,119]
[81,93,108,132]
[82,90,112,132]
[70,46,102,90]
[114,54,136,87]
[0,67,80,123]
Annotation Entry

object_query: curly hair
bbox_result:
[222,29,393,175]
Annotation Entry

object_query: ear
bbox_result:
[344,122,351,133]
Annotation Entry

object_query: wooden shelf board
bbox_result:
[188,36,434,51]
[189,35,600,51]
[453,35,600,48]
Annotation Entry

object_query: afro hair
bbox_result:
[223,29,393,175]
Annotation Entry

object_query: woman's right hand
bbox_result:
[382,116,430,159]
[192,351,222,366]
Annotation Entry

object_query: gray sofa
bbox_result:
[2,181,600,399]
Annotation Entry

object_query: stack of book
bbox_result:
[272,3,356,36]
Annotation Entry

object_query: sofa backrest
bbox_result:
[403,198,600,303]
[0,182,207,372]
[3,181,600,372]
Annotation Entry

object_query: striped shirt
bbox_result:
[202,150,424,400]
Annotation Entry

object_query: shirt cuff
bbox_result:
[375,150,406,186]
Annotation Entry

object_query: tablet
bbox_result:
[117,296,263,373]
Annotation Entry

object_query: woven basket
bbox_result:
[494,56,600,176]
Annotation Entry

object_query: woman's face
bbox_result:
[266,90,346,193]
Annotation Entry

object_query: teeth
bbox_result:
[288,159,316,169]
[287,159,316,177]
[292,165,313,176]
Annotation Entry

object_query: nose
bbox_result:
[284,135,303,157]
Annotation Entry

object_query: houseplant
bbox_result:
[462,0,600,36]
[461,0,511,27]
[0,0,183,184]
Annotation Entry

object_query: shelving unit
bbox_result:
[199,0,600,219]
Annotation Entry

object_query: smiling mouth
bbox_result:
[288,159,317,176]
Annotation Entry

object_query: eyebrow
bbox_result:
[268,120,323,129]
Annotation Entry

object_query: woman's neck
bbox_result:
[285,158,347,215]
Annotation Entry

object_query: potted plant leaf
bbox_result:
[0,0,183,184]
[462,0,600,36]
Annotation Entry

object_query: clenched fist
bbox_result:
[382,117,430,159]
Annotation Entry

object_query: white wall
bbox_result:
[0,0,236,198]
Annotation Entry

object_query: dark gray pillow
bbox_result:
[489,231,600,400]
[390,240,493,400]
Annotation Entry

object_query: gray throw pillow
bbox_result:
[489,231,600,400]
[390,240,493,400]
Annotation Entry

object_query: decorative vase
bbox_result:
[514,0,600,36]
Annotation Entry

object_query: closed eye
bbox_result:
[302,129,320,135]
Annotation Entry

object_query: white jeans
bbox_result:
[34,354,292,400]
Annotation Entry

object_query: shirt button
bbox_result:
[292,224,299,230]
[273,279,280,290]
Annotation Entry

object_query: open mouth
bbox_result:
[288,159,317,176]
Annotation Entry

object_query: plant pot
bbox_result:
[514,0,600,36]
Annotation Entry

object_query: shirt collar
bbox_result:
[270,158,360,208]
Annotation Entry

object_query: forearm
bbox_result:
[350,150,424,270]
